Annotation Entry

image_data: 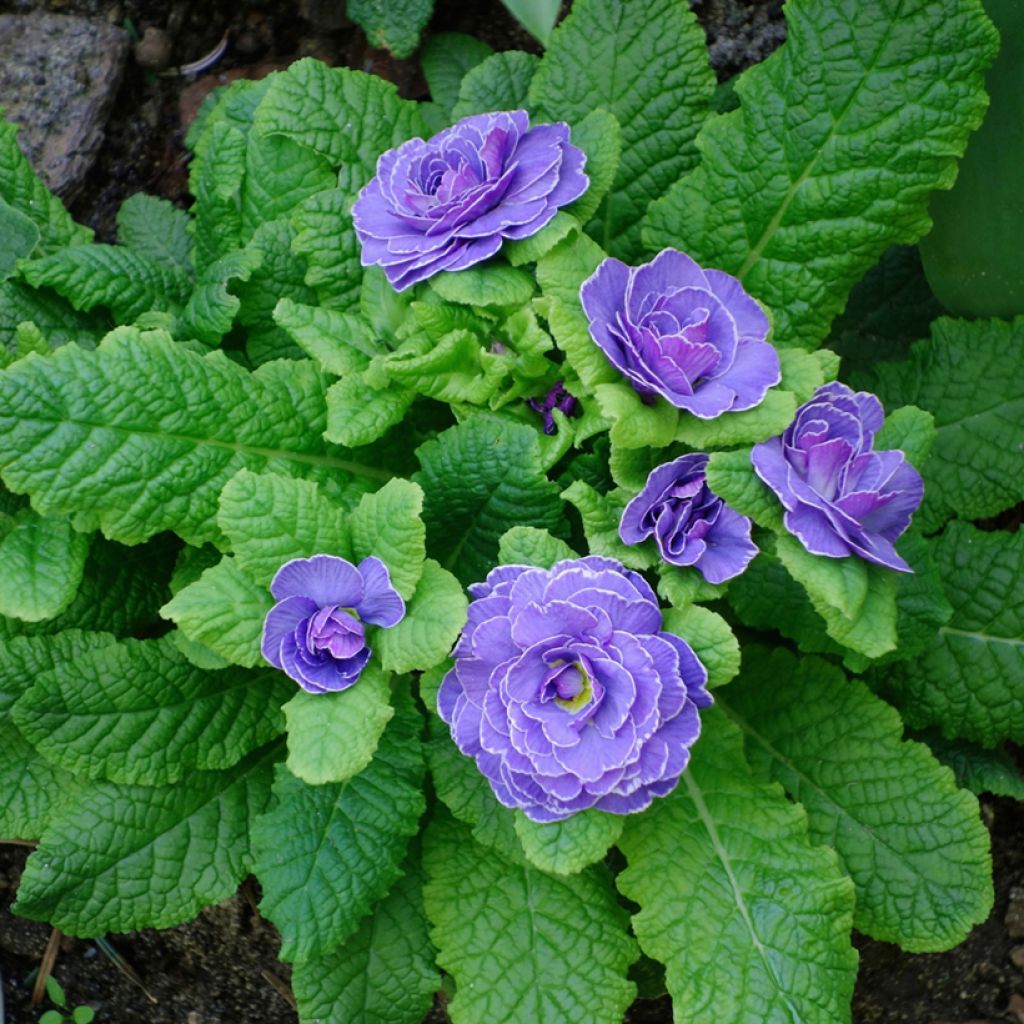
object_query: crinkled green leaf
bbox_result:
[186,76,272,157]
[705,449,784,531]
[415,418,565,586]
[160,557,272,668]
[116,193,192,275]
[349,477,425,600]
[252,690,425,962]
[644,0,998,350]
[292,852,437,1024]
[0,509,89,622]
[530,0,714,260]
[0,197,40,276]
[379,559,466,674]
[430,264,535,309]
[881,522,1024,745]
[505,212,579,268]
[655,565,726,611]
[424,813,637,1024]
[859,317,1024,530]
[0,279,106,354]
[178,247,262,346]
[594,382,677,449]
[348,0,433,58]
[290,188,363,312]
[326,374,416,448]
[274,298,380,376]
[563,108,621,225]
[190,121,247,271]
[561,479,655,570]
[13,742,279,934]
[218,469,353,588]
[617,707,857,1024]
[499,0,560,45]
[253,59,424,196]
[674,389,797,449]
[283,663,394,785]
[513,809,622,876]
[0,328,386,546]
[723,647,993,951]
[452,51,540,121]
[917,730,1024,801]
[662,604,739,688]
[498,526,575,568]
[12,635,288,786]
[874,403,936,474]
[421,32,494,115]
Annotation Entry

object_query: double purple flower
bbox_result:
[438,555,711,822]
[353,110,588,291]
[261,554,405,692]
[580,248,780,418]
[620,454,758,584]
[751,383,924,572]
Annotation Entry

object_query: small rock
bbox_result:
[1007,886,1024,939]
[298,0,350,31]
[1012,945,1024,969]
[1009,992,1024,1024]
[135,26,174,70]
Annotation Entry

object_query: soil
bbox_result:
[0,0,1021,1021]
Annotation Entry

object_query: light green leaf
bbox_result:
[594,382,677,449]
[564,108,622,225]
[777,346,826,404]
[161,557,272,668]
[662,604,739,688]
[881,522,1024,745]
[378,559,467,674]
[424,813,637,1024]
[430,264,535,309]
[274,298,380,376]
[218,470,353,588]
[530,0,715,260]
[655,565,726,610]
[12,635,288,786]
[874,404,936,475]
[325,374,416,448]
[723,647,993,951]
[421,32,494,114]
[252,691,425,962]
[451,52,540,120]
[189,121,247,271]
[917,731,1024,801]
[284,664,394,785]
[644,0,998,349]
[0,279,106,354]
[347,0,433,58]
[292,853,437,1024]
[505,212,578,268]
[513,809,622,876]
[290,188,363,312]
[0,509,89,622]
[415,418,565,586]
[561,480,655,570]
[116,193,192,274]
[0,629,115,713]
[674,389,796,449]
[498,526,575,568]
[178,247,262,346]
[617,707,857,1024]
[705,449,783,531]
[0,197,40,276]
[349,477,426,600]
[0,328,386,546]
[499,0,560,45]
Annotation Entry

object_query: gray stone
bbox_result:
[691,0,787,80]
[0,12,129,198]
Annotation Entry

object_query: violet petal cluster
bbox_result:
[437,555,711,822]
[353,110,588,292]
[580,248,780,418]
[751,383,924,572]
[261,554,405,692]
[527,380,579,435]
[620,454,758,583]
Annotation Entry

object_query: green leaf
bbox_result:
[378,559,467,674]
[189,121,247,271]
[777,346,827,404]
[349,478,426,601]
[674,389,796,449]
[662,604,740,688]
[12,635,288,786]
[723,647,993,951]
[415,418,565,586]
[72,1007,95,1024]
[430,264,535,309]
[0,509,89,622]
[498,526,575,568]
[292,853,437,1024]
[530,0,715,260]
[218,470,353,588]
[290,188,363,313]
[0,119,91,254]
[253,59,424,195]
[917,730,1024,801]
[0,197,40,276]
[0,280,106,354]
[283,663,394,785]
[178,248,262,346]
[776,533,898,659]
[873,404,936,474]
[563,108,621,225]
[421,32,494,114]
[274,298,379,376]
[325,374,416,448]
[19,245,191,322]
[561,480,656,570]
[116,193,192,274]
[0,328,386,547]
[655,565,726,610]
[644,0,998,350]
[499,0,560,46]
[880,522,1024,745]
[705,449,783,530]
[513,809,622,876]
[617,707,857,1024]
[252,691,425,962]
[859,317,1024,529]
[451,52,540,120]
[14,743,279,934]
[594,382,677,449]
[504,212,579,268]
[424,813,637,1024]
[160,557,272,668]
[40,1010,63,1024]
[347,0,433,58]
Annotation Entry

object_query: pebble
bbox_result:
[1012,945,1024,969]
[1007,886,1024,939]
[135,26,174,70]
[1009,992,1024,1023]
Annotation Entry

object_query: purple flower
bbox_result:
[353,110,588,292]
[527,380,579,435]
[437,555,711,822]
[620,454,758,583]
[580,248,780,418]
[751,383,924,573]
[261,554,405,693]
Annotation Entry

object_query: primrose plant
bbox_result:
[0,0,1019,1021]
